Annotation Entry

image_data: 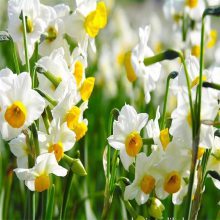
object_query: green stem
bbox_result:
[203,81,220,90]
[144,49,179,66]
[10,40,20,74]
[31,122,40,157]
[184,14,206,220]
[109,150,119,193]
[107,108,119,179]
[60,170,74,220]
[34,88,58,106]
[32,192,35,220]
[42,109,50,134]
[21,11,30,73]
[160,71,178,129]
[3,169,13,220]
[179,54,195,136]
[197,17,205,130]
[45,185,55,220]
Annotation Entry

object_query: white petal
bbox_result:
[124,184,139,201]
[119,148,134,171]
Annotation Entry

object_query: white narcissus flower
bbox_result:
[0,72,45,140]
[207,136,220,189]
[14,153,67,192]
[65,0,107,52]
[8,0,50,63]
[39,4,70,57]
[153,141,190,200]
[170,89,219,148]
[9,133,28,168]
[69,47,95,101]
[185,0,205,21]
[177,55,211,90]
[107,104,148,170]
[145,107,171,151]
[124,25,161,103]
[38,119,76,162]
[124,152,162,205]
[52,92,88,141]
[37,47,76,101]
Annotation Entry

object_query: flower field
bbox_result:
[0,0,220,219]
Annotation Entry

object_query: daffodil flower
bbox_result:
[8,0,51,63]
[107,104,148,170]
[14,153,67,192]
[124,25,161,103]
[0,72,45,140]
[38,119,76,162]
[124,152,162,205]
[65,0,107,52]
[9,133,29,168]
[52,92,88,141]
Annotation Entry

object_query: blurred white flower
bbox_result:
[8,0,50,63]
[65,0,107,52]
[124,25,161,103]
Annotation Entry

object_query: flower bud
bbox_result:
[148,198,165,219]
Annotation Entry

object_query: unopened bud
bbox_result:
[148,197,165,219]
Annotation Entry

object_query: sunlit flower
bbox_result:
[52,92,88,141]
[0,72,45,140]
[9,133,29,168]
[14,153,67,192]
[38,119,76,161]
[145,107,171,151]
[107,104,148,170]
[154,141,190,200]
[37,47,76,101]
[124,152,162,205]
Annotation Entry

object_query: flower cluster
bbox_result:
[1,0,107,192]
[107,5,220,217]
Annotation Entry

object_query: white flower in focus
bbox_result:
[154,141,190,200]
[170,90,219,148]
[107,104,148,170]
[124,26,161,103]
[0,72,45,140]
[39,119,76,162]
[124,152,162,205]
[9,133,28,168]
[52,92,88,141]
[37,48,76,101]
[14,153,67,192]
[146,107,171,151]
